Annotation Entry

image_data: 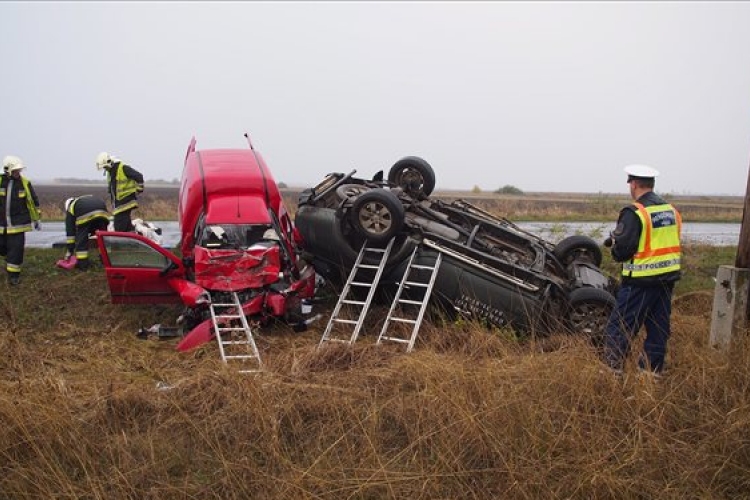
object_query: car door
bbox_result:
[96,231,188,304]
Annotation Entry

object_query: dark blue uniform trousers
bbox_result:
[604,282,674,373]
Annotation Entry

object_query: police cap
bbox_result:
[624,164,660,183]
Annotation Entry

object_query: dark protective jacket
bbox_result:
[610,191,681,286]
[65,195,110,240]
[0,174,41,233]
[106,161,144,214]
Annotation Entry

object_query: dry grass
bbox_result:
[1,248,749,498]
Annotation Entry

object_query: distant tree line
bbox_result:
[495,185,525,195]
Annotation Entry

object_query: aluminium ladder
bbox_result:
[318,238,395,348]
[209,291,262,373]
[377,247,442,352]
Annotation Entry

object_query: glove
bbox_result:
[33,221,41,231]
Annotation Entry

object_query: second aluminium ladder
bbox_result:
[209,291,262,373]
[318,238,395,348]
[377,247,442,352]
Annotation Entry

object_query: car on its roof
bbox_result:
[294,156,618,340]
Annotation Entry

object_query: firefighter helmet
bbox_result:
[64,197,75,213]
[3,155,24,173]
[96,152,113,170]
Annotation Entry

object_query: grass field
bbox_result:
[33,183,746,223]
[1,244,749,498]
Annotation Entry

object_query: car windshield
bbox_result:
[199,224,273,249]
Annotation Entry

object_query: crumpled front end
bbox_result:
[193,245,281,292]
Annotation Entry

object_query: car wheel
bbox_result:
[567,287,616,344]
[554,235,603,267]
[388,156,436,198]
[350,188,405,244]
[336,183,370,201]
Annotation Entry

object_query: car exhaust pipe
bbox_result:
[405,213,461,240]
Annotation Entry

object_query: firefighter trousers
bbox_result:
[0,231,26,275]
[73,218,110,261]
[113,209,134,232]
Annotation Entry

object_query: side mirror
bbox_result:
[159,260,179,277]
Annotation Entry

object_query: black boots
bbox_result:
[8,273,20,286]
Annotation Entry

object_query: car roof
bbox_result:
[196,149,278,199]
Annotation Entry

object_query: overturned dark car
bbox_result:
[294,156,618,339]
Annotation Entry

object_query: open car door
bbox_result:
[96,231,189,304]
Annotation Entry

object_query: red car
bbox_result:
[96,136,317,351]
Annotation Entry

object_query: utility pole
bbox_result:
[736,160,750,319]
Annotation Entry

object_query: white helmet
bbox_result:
[64,197,75,213]
[3,155,24,173]
[95,152,113,170]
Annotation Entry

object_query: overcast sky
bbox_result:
[2,2,749,195]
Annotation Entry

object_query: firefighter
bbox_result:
[0,156,42,285]
[95,152,144,232]
[602,165,682,376]
[62,195,110,271]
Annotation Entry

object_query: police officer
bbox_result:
[63,195,110,271]
[95,152,144,232]
[0,156,42,285]
[602,165,682,376]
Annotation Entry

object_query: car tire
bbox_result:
[388,156,436,198]
[554,235,603,267]
[567,287,616,344]
[350,188,405,244]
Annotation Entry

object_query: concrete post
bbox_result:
[710,265,750,349]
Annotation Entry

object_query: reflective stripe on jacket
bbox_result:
[622,202,682,277]
[68,195,110,226]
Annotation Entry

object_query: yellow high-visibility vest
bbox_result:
[623,202,682,277]
[111,163,140,201]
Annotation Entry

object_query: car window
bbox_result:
[103,235,171,268]
[199,224,272,248]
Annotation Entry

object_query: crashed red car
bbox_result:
[96,136,316,351]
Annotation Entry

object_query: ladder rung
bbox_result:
[350,281,372,287]
[358,264,380,269]
[404,281,429,287]
[364,247,386,254]
[224,355,260,360]
[391,317,417,324]
[325,338,350,343]
[212,303,237,308]
[333,318,358,325]
[217,327,247,332]
[398,299,423,305]
[342,300,366,305]
[411,264,435,270]
[221,340,253,345]
[216,314,242,320]
[380,337,410,344]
